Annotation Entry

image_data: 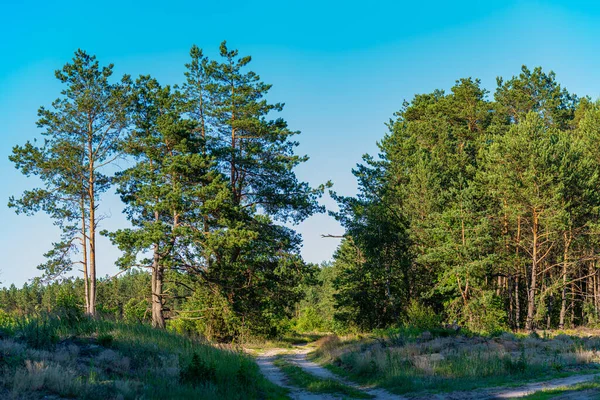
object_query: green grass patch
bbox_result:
[520,377,600,399]
[273,356,372,399]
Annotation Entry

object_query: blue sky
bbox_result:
[1,0,599,286]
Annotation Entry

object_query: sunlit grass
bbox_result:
[0,314,289,400]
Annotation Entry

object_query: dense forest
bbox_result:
[331,67,600,333]
[6,45,600,340]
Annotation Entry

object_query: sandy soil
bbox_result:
[255,347,341,400]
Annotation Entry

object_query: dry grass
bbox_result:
[0,316,288,400]
[312,330,600,394]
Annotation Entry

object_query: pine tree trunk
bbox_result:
[525,211,539,331]
[151,243,165,329]
[570,281,576,326]
[515,216,522,330]
[88,188,96,317]
[81,194,90,315]
[515,275,521,330]
[88,139,97,317]
[559,232,570,329]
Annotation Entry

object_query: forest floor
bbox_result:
[249,340,600,399]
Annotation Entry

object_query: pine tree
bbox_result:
[108,76,226,328]
[9,50,130,316]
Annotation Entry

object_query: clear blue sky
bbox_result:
[1,0,599,286]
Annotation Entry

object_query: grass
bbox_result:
[273,356,372,399]
[310,331,600,395]
[0,313,289,400]
[520,377,600,399]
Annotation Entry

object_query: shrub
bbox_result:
[405,300,441,330]
[236,358,254,387]
[53,289,83,325]
[295,306,327,332]
[179,353,216,386]
[123,299,148,324]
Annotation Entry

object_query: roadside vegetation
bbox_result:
[0,313,286,399]
[311,329,600,395]
[273,356,371,399]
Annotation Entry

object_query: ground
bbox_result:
[248,332,600,400]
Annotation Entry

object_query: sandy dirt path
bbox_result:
[253,344,404,400]
[255,347,341,400]
[285,344,404,400]
[414,373,600,399]
[487,373,600,399]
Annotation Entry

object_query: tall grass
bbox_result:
[0,313,287,399]
[312,330,600,394]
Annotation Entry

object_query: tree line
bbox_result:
[10,53,600,337]
[331,66,600,333]
[9,43,327,339]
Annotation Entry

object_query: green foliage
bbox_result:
[103,43,325,338]
[180,352,217,386]
[294,262,336,332]
[329,66,600,333]
[9,50,131,316]
[404,300,441,330]
[123,298,149,324]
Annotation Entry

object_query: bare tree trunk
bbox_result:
[88,196,96,316]
[596,265,600,316]
[88,137,97,317]
[515,276,521,330]
[508,276,514,329]
[230,80,237,204]
[570,281,576,327]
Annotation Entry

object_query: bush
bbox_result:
[53,289,84,325]
[123,299,148,324]
[295,306,327,332]
[503,347,528,375]
[179,353,216,386]
[405,300,441,330]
